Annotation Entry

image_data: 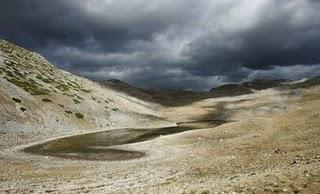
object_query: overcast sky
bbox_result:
[1,0,320,90]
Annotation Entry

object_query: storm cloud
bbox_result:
[1,0,320,90]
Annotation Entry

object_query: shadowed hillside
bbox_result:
[100,77,319,107]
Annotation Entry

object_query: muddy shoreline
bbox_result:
[23,120,231,161]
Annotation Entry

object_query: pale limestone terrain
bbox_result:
[0,39,319,193]
[0,39,170,149]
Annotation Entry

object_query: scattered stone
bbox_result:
[282,188,289,192]
[11,97,22,103]
[291,160,297,165]
[20,107,27,112]
[229,175,238,180]
[273,148,281,154]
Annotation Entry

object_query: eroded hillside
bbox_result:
[0,39,168,148]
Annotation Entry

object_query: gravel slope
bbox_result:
[0,39,319,193]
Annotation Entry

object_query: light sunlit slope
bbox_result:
[0,39,167,148]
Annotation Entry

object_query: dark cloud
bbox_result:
[0,0,320,90]
[186,1,320,73]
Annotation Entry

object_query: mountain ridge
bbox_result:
[99,76,320,106]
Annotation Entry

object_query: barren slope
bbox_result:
[0,39,169,149]
[0,39,319,193]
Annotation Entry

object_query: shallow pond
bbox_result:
[23,120,230,161]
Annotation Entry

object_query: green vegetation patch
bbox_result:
[3,59,18,67]
[80,88,92,93]
[73,99,81,104]
[28,78,43,86]
[5,70,15,77]
[74,94,84,100]
[75,113,84,119]
[65,79,92,93]
[62,92,74,97]
[13,70,24,77]
[16,52,31,61]
[36,74,54,83]
[12,97,22,103]
[67,81,78,88]
[29,89,50,95]
[0,45,13,54]
[107,98,114,102]
[5,77,50,95]
[56,84,70,92]
[42,98,53,103]
[3,63,28,81]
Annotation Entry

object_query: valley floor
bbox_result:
[0,87,320,193]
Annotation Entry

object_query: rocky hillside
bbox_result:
[100,79,156,104]
[289,76,320,88]
[209,84,253,96]
[210,78,320,95]
[209,79,287,96]
[102,77,320,107]
[101,79,258,106]
[0,39,162,148]
[241,79,289,90]
[100,79,213,106]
